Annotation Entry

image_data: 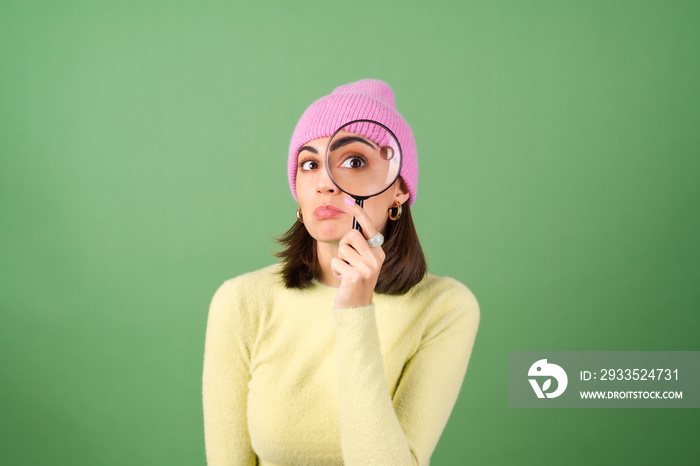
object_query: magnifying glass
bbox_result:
[325,119,403,233]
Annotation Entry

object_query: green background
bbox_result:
[1,0,698,464]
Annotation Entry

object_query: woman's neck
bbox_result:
[316,241,341,287]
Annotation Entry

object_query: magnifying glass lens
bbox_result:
[326,120,402,199]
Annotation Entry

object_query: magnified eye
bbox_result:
[300,160,318,171]
[339,154,367,169]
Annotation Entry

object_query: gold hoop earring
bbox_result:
[388,200,402,221]
[296,206,304,223]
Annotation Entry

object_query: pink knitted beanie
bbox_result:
[288,79,418,206]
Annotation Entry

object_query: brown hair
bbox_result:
[274,199,427,295]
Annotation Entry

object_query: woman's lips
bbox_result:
[313,205,345,219]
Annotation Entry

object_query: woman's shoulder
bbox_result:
[209,263,283,317]
[409,272,480,318]
[217,263,283,292]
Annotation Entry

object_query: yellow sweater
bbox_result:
[202,264,480,465]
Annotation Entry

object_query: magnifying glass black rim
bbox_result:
[324,118,404,200]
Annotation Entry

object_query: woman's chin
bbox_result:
[307,220,350,243]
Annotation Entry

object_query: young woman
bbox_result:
[203,79,480,465]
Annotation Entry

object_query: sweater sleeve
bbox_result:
[202,279,257,466]
[333,281,480,465]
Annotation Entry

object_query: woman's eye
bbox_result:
[300,160,318,171]
[340,156,366,169]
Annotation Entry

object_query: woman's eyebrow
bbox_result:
[298,145,318,155]
[330,136,378,152]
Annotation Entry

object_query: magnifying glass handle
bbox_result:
[352,198,363,233]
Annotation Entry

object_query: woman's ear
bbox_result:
[394,177,410,205]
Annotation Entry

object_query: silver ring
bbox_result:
[367,232,384,248]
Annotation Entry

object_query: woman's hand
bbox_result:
[331,198,386,309]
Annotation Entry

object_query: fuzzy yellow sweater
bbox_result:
[202,264,480,465]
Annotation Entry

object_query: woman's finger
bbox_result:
[332,254,372,281]
[342,196,379,240]
[339,229,384,270]
[339,229,371,255]
[331,256,370,280]
[330,256,349,278]
[336,241,361,265]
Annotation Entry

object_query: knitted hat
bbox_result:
[288,79,418,206]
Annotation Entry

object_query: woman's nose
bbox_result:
[316,167,337,194]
